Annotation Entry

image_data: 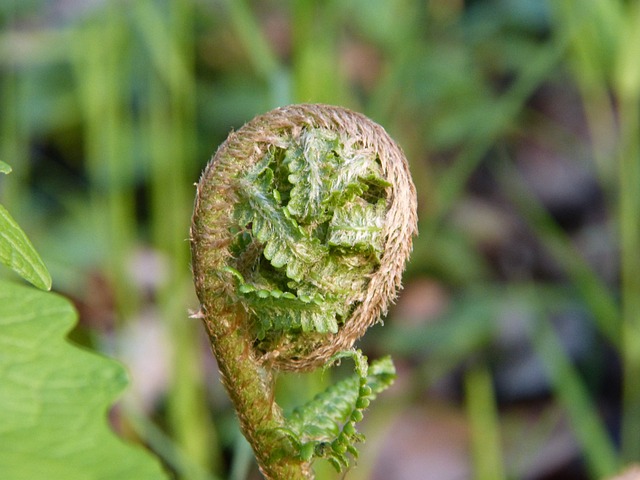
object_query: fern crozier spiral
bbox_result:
[191,104,417,372]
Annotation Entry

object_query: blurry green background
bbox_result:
[2,0,640,479]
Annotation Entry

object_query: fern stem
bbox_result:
[201,307,312,479]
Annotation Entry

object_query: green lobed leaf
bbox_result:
[0,280,167,479]
[283,354,396,471]
[0,204,52,290]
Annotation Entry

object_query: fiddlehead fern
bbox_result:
[190,104,417,479]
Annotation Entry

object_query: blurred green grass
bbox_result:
[1,0,639,479]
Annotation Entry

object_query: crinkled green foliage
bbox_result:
[282,354,396,472]
[229,128,389,349]
[0,170,164,477]
[0,280,167,479]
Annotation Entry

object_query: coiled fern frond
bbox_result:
[191,104,416,479]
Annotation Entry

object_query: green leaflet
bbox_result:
[282,354,396,471]
[225,267,340,336]
[229,128,390,346]
[0,163,52,290]
[327,199,386,258]
[285,129,341,223]
[0,205,52,291]
[285,129,391,222]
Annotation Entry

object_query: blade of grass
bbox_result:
[465,362,506,480]
[427,29,569,229]
[290,0,349,104]
[552,0,640,464]
[408,28,571,276]
[224,0,279,81]
[132,0,192,104]
[224,0,291,107]
[136,0,219,474]
[70,9,138,318]
[494,155,620,346]
[549,0,622,197]
[124,404,222,480]
[530,294,619,478]
[0,40,31,232]
[614,3,640,463]
[616,89,640,466]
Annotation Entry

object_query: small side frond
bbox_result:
[283,354,396,471]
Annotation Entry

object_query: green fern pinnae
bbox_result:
[229,126,390,354]
[327,199,386,258]
[225,266,341,336]
[234,156,326,282]
[284,128,341,223]
[284,354,396,471]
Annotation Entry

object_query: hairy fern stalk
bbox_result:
[191,104,417,479]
